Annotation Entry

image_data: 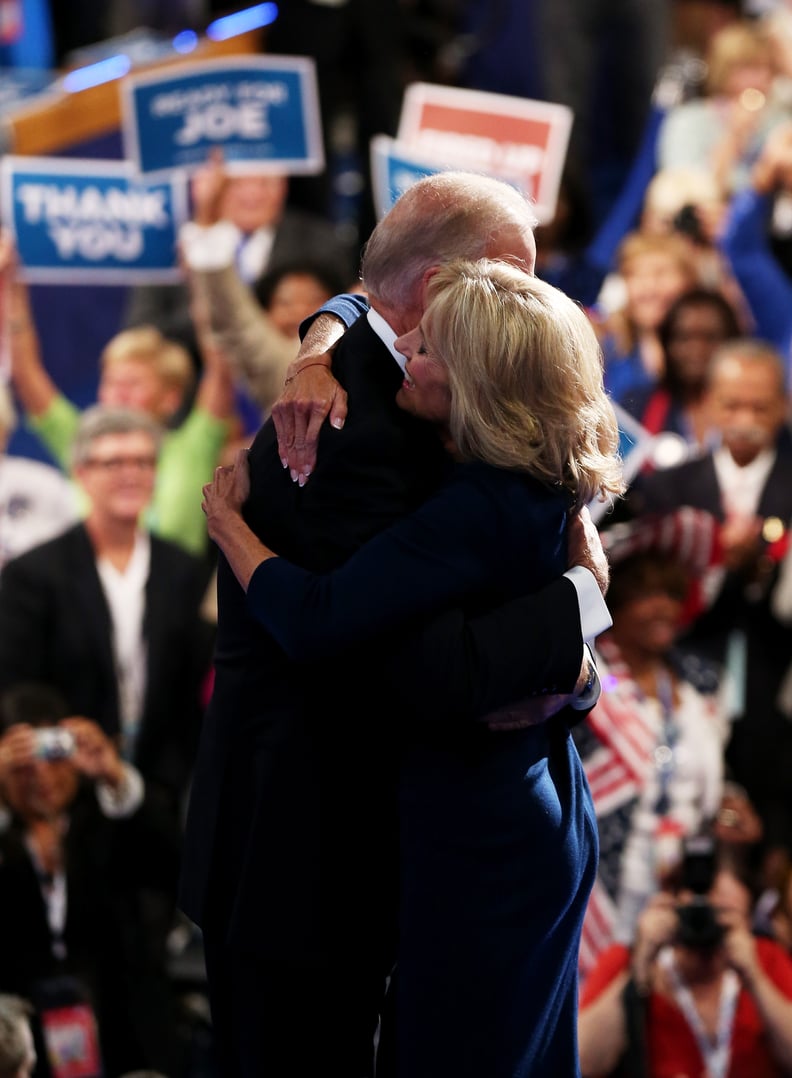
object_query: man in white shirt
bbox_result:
[625,337,792,877]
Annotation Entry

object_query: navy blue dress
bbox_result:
[247,460,598,1078]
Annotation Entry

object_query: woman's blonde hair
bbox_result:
[100,325,195,394]
[616,230,699,279]
[423,259,625,509]
[705,20,775,96]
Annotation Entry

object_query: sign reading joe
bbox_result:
[0,156,188,284]
[121,55,325,177]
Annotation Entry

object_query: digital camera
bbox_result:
[34,727,76,761]
[676,896,725,950]
[675,834,724,949]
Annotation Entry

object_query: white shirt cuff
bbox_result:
[95,762,145,818]
[564,565,612,640]
[179,220,240,271]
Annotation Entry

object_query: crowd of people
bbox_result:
[5,2,792,1077]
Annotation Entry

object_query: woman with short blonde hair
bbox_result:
[425,258,623,508]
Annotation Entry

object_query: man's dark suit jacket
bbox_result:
[0,523,213,805]
[180,315,588,967]
[124,207,358,363]
[627,440,792,848]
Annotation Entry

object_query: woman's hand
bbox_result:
[202,448,251,541]
[201,448,273,592]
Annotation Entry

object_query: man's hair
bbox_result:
[422,259,625,509]
[100,325,195,395]
[70,404,164,470]
[707,336,787,390]
[361,171,538,310]
[0,995,33,1078]
[0,682,70,734]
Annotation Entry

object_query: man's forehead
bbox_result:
[89,430,155,451]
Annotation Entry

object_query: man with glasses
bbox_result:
[0,406,215,1064]
[0,403,213,812]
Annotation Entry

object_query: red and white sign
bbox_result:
[397,82,573,223]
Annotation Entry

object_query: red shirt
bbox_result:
[580,939,792,1077]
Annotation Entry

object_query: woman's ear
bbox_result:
[419,265,441,308]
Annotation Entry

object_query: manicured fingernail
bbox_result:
[290,469,298,482]
[280,457,288,468]
[332,417,344,430]
[298,474,306,488]
[303,466,312,477]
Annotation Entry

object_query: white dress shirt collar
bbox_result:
[713,444,776,519]
[366,307,406,373]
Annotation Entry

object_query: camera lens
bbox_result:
[677,899,724,949]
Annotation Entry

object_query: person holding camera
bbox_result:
[578,848,792,1078]
[0,681,184,1077]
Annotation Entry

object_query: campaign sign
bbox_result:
[121,55,324,177]
[397,82,573,223]
[0,156,188,284]
[369,134,449,219]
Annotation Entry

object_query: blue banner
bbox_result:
[1,156,188,284]
[121,55,324,177]
[369,135,441,220]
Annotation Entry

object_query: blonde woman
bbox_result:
[202,259,624,1078]
[594,230,701,402]
[658,19,792,196]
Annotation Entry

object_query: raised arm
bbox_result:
[180,152,299,417]
[719,122,792,355]
[186,269,237,424]
[0,233,58,418]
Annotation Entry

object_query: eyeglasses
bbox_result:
[83,455,157,472]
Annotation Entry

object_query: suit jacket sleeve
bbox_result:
[382,576,584,722]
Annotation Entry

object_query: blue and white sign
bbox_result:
[369,135,446,220]
[0,156,188,284]
[121,55,324,178]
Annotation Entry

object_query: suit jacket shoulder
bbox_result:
[628,454,722,518]
[244,316,449,572]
